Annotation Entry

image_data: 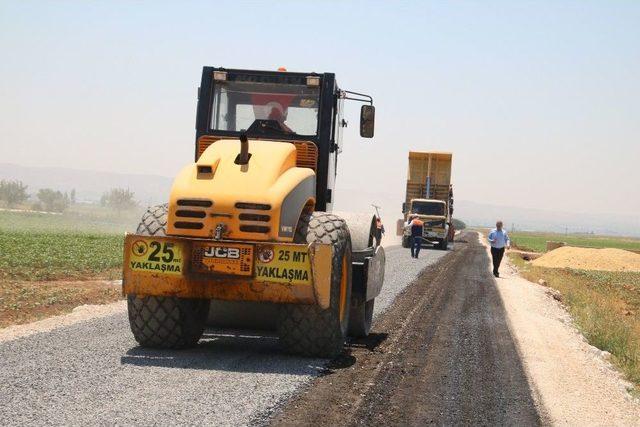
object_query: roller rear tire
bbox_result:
[127,204,209,349]
[128,295,210,349]
[277,212,352,358]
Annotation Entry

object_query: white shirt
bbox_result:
[488,228,510,249]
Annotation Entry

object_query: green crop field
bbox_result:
[0,206,139,234]
[0,208,141,281]
[0,230,123,281]
[508,231,640,253]
[0,208,142,326]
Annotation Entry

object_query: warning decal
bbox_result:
[255,245,312,285]
[129,238,184,276]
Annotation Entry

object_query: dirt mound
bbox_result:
[531,246,640,272]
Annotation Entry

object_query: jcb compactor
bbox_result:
[123,67,385,357]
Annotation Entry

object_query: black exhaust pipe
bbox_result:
[235,133,251,165]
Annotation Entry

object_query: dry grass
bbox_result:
[0,279,122,328]
[511,254,640,388]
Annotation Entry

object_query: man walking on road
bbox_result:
[408,216,424,259]
[488,220,510,277]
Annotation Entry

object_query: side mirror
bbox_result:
[360,105,375,138]
[402,202,407,213]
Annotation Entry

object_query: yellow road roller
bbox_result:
[123,67,385,357]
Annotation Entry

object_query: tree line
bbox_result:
[0,180,138,213]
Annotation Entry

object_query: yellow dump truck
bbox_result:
[122,67,385,357]
[399,151,454,250]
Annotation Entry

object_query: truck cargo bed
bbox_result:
[405,151,452,206]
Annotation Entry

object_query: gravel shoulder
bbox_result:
[0,279,122,332]
[482,233,640,425]
[0,298,125,344]
[0,244,444,426]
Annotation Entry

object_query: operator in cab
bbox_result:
[266,101,293,133]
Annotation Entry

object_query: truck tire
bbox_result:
[277,212,352,358]
[438,239,448,250]
[127,204,209,349]
[348,298,374,338]
[402,235,410,248]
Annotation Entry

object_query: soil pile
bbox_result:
[531,246,640,272]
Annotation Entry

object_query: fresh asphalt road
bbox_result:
[0,244,448,426]
[272,232,541,426]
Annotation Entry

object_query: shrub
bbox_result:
[452,218,466,230]
[0,180,29,207]
[37,189,70,212]
[100,188,138,210]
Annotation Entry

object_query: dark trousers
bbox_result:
[411,236,422,258]
[375,229,382,247]
[491,247,505,274]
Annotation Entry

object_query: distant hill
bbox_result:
[333,187,640,238]
[2,164,637,237]
[455,200,640,237]
[0,163,173,205]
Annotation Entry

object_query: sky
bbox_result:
[1,0,639,218]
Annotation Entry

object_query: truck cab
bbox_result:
[403,198,450,250]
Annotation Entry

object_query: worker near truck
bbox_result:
[375,217,385,246]
[488,221,510,277]
[407,216,424,259]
